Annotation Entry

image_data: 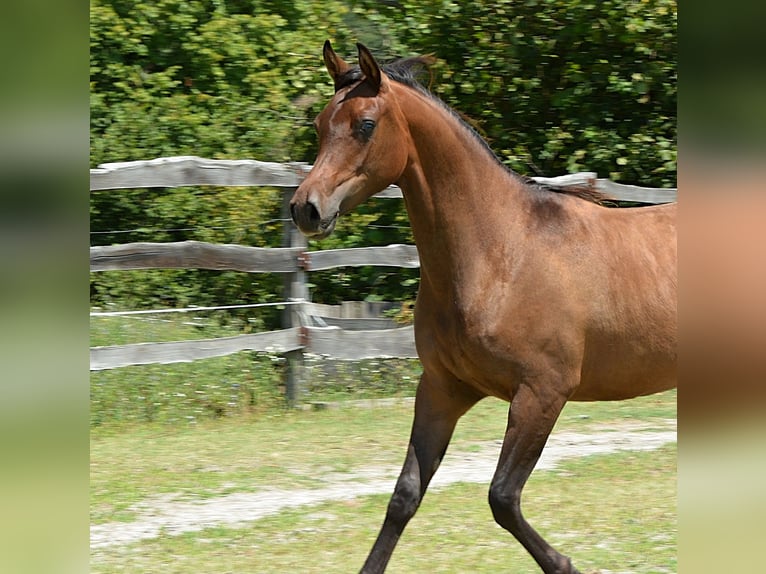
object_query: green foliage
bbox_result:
[90,0,676,326]
[356,0,677,186]
[384,300,415,325]
[90,0,347,164]
[302,357,421,402]
[90,0,353,321]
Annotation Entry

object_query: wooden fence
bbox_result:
[90,156,676,402]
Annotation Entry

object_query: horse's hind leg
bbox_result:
[359,370,480,574]
[489,379,581,574]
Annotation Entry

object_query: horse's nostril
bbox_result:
[307,200,321,225]
[291,198,323,230]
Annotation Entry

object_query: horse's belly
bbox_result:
[573,346,677,401]
[418,322,676,403]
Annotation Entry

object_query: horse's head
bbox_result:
[289,41,410,238]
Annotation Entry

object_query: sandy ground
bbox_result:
[91,419,675,550]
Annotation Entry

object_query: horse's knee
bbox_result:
[488,482,521,530]
[386,473,421,525]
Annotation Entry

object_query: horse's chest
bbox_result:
[415,310,519,398]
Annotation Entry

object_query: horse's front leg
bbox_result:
[488,374,580,574]
[359,370,480,574]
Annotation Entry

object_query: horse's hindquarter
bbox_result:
[574,202,677,400]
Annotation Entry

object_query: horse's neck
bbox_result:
[394,88,524,295]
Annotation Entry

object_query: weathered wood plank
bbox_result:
[372,185,403,199]
[299,301,400,329]
[91,157,675,204]
[90,156,310,190]
[305,325,417,360]
[596,179,677,204]
[90,241,301,273]
[300,301,342,319]
[531,172,597,187]
[307,244,420,270]
[318,317,399,330]
[89,324,417,369]
[89,328,302,371]
[530,172,676,203]
[91,242,423,274]
[338,300,397,318]
[281,187,309,405]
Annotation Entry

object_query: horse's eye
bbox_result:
[358,119,376,140]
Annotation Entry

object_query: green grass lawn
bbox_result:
[91,390,675,572]
[90,391,675,521]
[91,445,675,573]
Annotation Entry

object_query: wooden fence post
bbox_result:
[282,188,308,406]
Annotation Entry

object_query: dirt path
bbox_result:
[91,420,675,550]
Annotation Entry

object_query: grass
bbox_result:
[90,444,676,573]
[91,390,675,572]
[90,313,255,347]
[90,353,289,425]
[90,391,675,522]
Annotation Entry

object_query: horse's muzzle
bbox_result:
[289,197,338,238]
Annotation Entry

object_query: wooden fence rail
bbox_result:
[90,242,301,273]
[90,155,677,203]
[90,156,676,401]
[90,242,420,273]
[90,328,302,371]
[89,325,416,371]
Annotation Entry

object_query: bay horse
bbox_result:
[289,42,677,574]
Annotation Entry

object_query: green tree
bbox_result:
[90,1,361,325]
[353,0,676,186]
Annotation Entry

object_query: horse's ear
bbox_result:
[323,40,350,90]
[357,43,382,93]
